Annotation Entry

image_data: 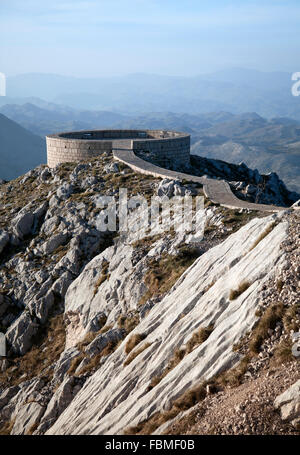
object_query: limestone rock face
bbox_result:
[42,232,68,255]
[56,183,74,200]
[35,376,84,435]
[0,156,297,436]
[12,211,34,239]
[6,312,39,355]
[274,380,300,427]
[0,230,9,254]
[47,214,288,435]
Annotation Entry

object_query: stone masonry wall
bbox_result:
[46,130,190,168]
[132,136,190,168]
[46,137,113,168]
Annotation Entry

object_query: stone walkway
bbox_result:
[113,148,286,212]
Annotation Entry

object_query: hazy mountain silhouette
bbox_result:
[0,113,45,181]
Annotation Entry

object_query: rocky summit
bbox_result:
[0,152,299,436]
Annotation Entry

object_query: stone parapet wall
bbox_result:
[132,135,190,167]
[46,129,190,168]
[46,137,113,168]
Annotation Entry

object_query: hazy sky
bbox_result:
[1,0,300,77]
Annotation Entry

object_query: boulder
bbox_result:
[157,179,176,197]
[12,212,34,239]
[27,290,55,324]
[104,162,119,174]
[52,271,74,298]
[56,183,74,200]
[6,312,39,355]
[274,380,300,427]
[42,232,68,255]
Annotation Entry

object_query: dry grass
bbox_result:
[125,383,208,435]
[131,234,162,249]
[124,342,152,366]
[0,418,16,435]
[148,325,214,391]
[249,303,284,354]
[125,333,147,355]
[282,303,300,332]
[186,326,214,352]
[248,222,276,252]
[276,279,284,293]
[273,339,294,363]
[76,315,108,352]
[117,312,140,335]
[203,279,217,293]
[216,355,251,388]
[27,421,39,435]
[99,324,113,334]
[229,280,251,300]
[77,340,121,376]
[0,312,66,388]
[67,354,85,375]
[139,247,200,306]
[93,261,110,295]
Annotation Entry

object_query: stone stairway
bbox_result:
[113,148,286,213]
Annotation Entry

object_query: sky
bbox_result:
[1,0,300,77]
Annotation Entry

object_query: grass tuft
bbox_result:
[229,280,251,300]
[125,333,147,355]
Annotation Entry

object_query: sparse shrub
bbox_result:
[139,248,200,306]
[118,312,140,334]
[249,303,284,354]
[67,354,85,375]
[185,325,214,352]
[125,382,208,435]
[276,279,284,293]
[229,280,251,300]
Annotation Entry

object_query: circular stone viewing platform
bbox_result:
[46,129,190,168]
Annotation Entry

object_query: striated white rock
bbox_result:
[36,376,83,435]
[47,214,288,435]
[11,401,45,435]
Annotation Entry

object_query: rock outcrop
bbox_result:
[0,153,298,436]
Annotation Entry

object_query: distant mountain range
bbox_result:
[0,101,299,192]
[0,113,45,181]
[4,69,300,119]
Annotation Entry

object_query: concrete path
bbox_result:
[113,148,286,212]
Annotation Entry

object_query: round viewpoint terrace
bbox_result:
[46,129,191,168]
